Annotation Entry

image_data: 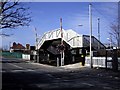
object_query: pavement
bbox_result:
[60,62,86,69]
[1,58,120,90]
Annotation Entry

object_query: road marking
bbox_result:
[46,74,54,78]
[82,83,94,87]
[0,70,6,73]
[11,69,35,72]
[26,69,35,71]
[103,86,112,90]
[8,63,24,69]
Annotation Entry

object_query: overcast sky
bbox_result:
[1,2,118,49]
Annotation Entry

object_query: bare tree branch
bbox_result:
[109,21,120,47]
[0,0,31,29]
[2,2,18,13]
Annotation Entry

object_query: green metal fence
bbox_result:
[0,51,22,58]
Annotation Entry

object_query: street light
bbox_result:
[77,24,83,34]
[107,38,112,48]
[78,24,83,27]
[89,4,93,68]
[77,24,83,33]
[97,17,100,49]
[78,24,83,32]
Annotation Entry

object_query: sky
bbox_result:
[1,2,118,49]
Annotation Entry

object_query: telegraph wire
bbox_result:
[92,4,116,25]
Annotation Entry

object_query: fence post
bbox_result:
[112,49,118,72]
[105,50,107,70]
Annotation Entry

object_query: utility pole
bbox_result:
[97,17,100,49]
[89,4,93,68]
[60,18,64,66]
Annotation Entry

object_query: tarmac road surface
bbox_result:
[1,58,120,90]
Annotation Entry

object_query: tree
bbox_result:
[109,2,120,48]
[109,21,120,48]
[0,0,31,29]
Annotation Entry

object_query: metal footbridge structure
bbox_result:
[37,28,105,50]
[36,28,105,66]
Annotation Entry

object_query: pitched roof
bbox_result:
[11,43,25,50]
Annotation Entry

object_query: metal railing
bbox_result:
[37,29,105,50]
[85,57,120,69]
[37,29,62,49]
[37,29,83,49]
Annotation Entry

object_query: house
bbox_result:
[10,42,37,60]
[10,42,25,53]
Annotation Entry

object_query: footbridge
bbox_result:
[37,28,105,50]
[36,28,105,66]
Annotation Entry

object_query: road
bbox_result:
[1,58,120,90]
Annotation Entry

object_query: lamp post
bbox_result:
[107,38,110,48]
[107,37,112,49]
[77,24,83,34]
[75,24,83,35]
[97,17,100,49]
[78,24,83,27]
[89,4,93,68]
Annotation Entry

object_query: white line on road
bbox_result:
[0,70,6,73]
[10,69,35,72]
[8,63,24,69]
[82,83,94,87]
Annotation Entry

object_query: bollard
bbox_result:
[57,57,59,67]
